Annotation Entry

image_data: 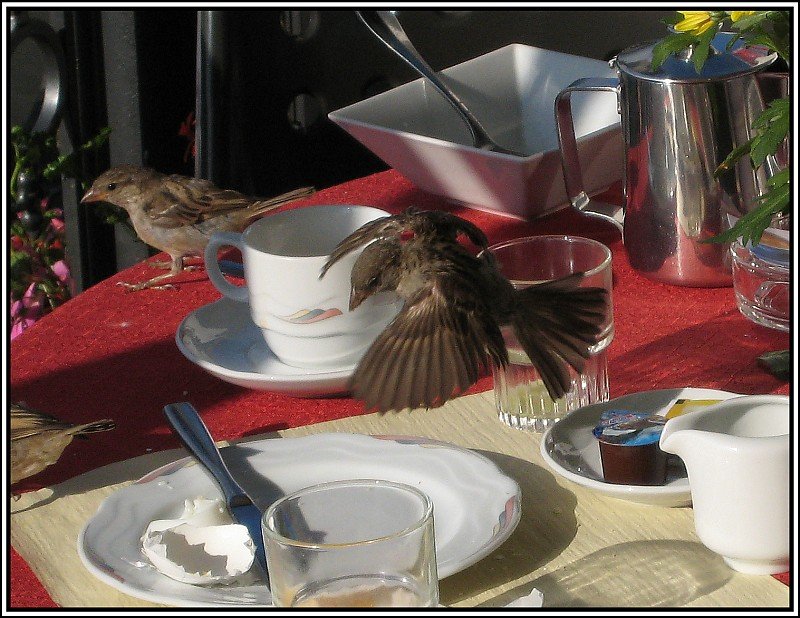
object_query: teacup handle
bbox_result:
[554,77,625,233]
[205,232,249,302]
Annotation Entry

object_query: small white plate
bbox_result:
[540,388,743,507]
[175,297,354,397]
[78,433,522,607]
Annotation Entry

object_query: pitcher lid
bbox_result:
[616,31,777,83]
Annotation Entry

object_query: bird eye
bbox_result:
[107,183,117,191]
[368,276,379,287]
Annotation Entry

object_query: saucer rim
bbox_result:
[539,387,744,506]
[175,297,356,389]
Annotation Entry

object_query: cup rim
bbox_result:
[242,204,392,260]
[261,478,434,549]
[485,234,612,282]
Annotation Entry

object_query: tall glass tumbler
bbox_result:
[489,235,614,431]
[262,479,438,607]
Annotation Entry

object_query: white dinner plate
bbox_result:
[78,433,521,607]
[540,388,743,507]
[175,297,355,397]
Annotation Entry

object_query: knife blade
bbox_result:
[163,402,269,584]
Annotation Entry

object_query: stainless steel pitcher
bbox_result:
[556,32,780,287]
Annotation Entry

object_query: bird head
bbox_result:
[80,165,159,211]
[349,240,402,310]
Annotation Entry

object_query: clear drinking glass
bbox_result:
[262,479,438,608]
[731,238,789,332]
[489,235,614,431]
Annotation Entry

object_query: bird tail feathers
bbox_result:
[73,419,116,437]
[248,186,315,218]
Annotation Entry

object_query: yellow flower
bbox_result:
[674,11,717,36]
[729,11,756,22]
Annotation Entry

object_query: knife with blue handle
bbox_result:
[163,402,269,585]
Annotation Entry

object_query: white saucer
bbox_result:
[540,387,743,507]
[176,297,355,397]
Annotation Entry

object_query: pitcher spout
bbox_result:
[658,411,702,457]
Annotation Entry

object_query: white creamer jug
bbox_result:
[659,395,789,574]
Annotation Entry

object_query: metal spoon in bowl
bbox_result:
[356,10,525,157]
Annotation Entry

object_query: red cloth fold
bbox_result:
[10,170,790,606]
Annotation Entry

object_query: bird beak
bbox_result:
[349,289,367,311]
[80,187,104,204]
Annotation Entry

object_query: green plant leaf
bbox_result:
[43,153,78,181]
[692,26,718,74]
[724,32,745,51]
[766,167,789,188]
[749,99,789,167]
[706,180,789,246]
[730,12,770,31]
[81,126,112,151]
[757,349,790,381]
[752,98,789,128]
[10,251,33,282]
[10,249,31,269]
[651,32,697,69]
[751,134,786,168]
[661,12,683,26]
[742,32,783,56]
[714,140,753,177]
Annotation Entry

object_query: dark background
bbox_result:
[9,9,674,288]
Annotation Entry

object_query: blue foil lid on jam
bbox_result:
[592,410,667,446]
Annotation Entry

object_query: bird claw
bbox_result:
[148,260,173,270]
[116,281,177,292]
[149,260,200,272]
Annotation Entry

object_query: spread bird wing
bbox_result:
[414,209,489,250]
[320,215,402,277]
[321,209,489,279]
[145,176,254,228]
[351,271,507,413]
[511,273,607,401]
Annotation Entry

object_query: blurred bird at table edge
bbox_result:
[81,165,315,291]
[322,208,608,414]
[10,402,115,497]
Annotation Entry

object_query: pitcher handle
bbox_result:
[555,77,625,233]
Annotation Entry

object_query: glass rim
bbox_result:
[485,234,612,282]
[261,478,434,549]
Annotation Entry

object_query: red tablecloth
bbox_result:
[9,170,791,606]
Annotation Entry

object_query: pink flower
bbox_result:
[10,283,45,340]
[51,259,71,284]
[49,218,65,234]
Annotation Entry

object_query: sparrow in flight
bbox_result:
[321,208,608,413]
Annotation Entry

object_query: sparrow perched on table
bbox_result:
[10,402,116,487]
[81,165,315,291]
[321,208,608,413]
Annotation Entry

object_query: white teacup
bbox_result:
[204,204,402,370]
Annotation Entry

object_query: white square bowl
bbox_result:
[329,43,623,220]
